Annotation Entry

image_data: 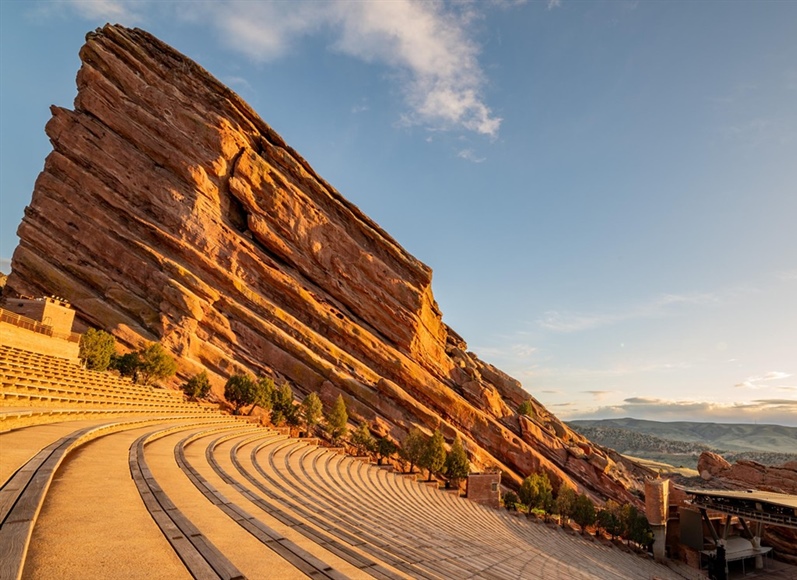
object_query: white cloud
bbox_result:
[58,1,503,138]
[66,0,142,22]
[539,291,719,333]
[196,1,501,137]
[0,257,10,274]
[457,149,487,163]
[547,0,562,9]
[735,371,792,389]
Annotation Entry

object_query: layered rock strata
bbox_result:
[5,25,650,501]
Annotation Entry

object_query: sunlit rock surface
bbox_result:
[5,24,651,501]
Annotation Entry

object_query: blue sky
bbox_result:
[1,1,795,425]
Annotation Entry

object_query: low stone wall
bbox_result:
[0,320,80,362]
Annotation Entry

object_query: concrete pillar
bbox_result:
[651,524,667,562]
[751,536,763,569]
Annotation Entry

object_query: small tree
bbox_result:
[181,371,211,401]
[109,352,140,379]
[444,436,470,487]
[572,493,597,534]
[136,343,177,385]
[79,328,116,371]
[250,376,275,417]
[555,486,577,525]
[225,373,257,415]
[375,437,397,466]
[401,427,426,474]
[517,399,534,417]
[419,429,447,482]
[503,491,520,511]
[519,472,554,512]
[326,395,348,444]
[300,392,323,435]
[351,423,376,456]
[270,382,296,425]
[597,500,623,539]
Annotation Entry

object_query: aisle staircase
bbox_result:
[0,344,689,579]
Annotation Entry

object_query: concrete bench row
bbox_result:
[0,365,183,400]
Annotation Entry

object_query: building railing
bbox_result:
[0,307,82,343]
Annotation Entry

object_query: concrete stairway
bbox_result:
[0,345,690,579]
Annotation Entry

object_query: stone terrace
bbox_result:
[0,345,690,579]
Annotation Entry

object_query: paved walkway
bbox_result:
[22,424,190,579]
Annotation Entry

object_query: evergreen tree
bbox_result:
[251,375,275,417]
[351,423,376,456]
[572,493,597,534]
[270,382,296,425]
[224,373,257,414]
[400,427,426,474]
[326,395,348,444]
[375,437,397,466]
[300,392,323,434]
[554,486,577,525]
[79,328,116,371]
[181,370,211,401]
[419,429,446,481]
[443,436,470,486]
[597,500,623,539]
[136,343,177,385]
[519,471,554,512]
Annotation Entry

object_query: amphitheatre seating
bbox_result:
[0,344,689,579]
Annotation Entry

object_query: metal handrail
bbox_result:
[0,308,81,343]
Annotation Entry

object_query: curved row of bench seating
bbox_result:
[0,345,687,579]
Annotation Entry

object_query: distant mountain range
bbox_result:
[568,418,797,469]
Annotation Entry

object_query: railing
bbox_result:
[0,308,82,343]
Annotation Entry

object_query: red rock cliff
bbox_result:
[5,25,651,501]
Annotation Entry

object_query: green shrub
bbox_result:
[351,423,376,456]
[400,427,426,474]
[503,491,520,510]
[326,395,348,444]
[517,399,534,417]
[181,371,211,400]
[79,328,116,371]
[419,429,446,482]
[444,436,470,485]
[135,343,177,385]
[519,471,554,512]
[300,392,323,434]
[572,493,597,533]
[375,437,397,465]
[224,373,257,414]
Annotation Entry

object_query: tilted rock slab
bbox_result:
[6,25,650,500]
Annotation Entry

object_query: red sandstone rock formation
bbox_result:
[4,25,651,502]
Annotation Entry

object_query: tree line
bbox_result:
[503,470,653,549]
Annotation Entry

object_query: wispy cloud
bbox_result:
[547,0,562,9]
[64,0,141,21]
[583,390,615,401]
[59,1,502,138]
[539,292,719,333]
[457,148,487,163]
[202,1,502,137]
[0,257,10,274]
[735,371,792,389]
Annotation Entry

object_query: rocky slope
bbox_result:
[4,24,651,502]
